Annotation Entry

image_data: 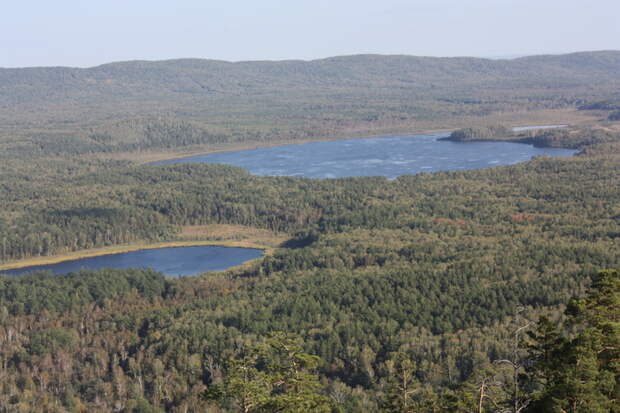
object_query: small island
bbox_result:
[440,124,513,142]
[441,123,620,152]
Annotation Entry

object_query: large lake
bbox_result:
[155,131,576,179]
[1,246,264,278]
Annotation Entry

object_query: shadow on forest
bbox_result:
[279,231,319,249]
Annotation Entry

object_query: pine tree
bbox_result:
[527,270,619,412]
[205,333,334,413]
[381,352,418,412]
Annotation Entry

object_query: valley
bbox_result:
[0,52,619,412]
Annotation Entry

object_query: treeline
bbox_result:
[3,119,232,157]
[518,127,620,150]
[5,101,617,158]
[0,268,169,315]
[578,98,620,111]
[444,124,512,141]
[2,206,174,260]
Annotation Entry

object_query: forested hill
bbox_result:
[0,51,618,125]
[3,51,620,104]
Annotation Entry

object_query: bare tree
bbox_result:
[493,307,532,413]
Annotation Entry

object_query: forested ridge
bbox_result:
[1,51,620,411]
[1,51,619,157]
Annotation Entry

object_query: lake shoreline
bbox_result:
[152,128,577,179]
[117,128,454,164]
[133,121,580,165]
[0,240,270,272]
[146,124,579,166]
[77,107,597,164]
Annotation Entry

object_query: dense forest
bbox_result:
[1,139,619,410]
[0,52,619,411]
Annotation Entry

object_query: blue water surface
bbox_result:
[155,131,576,179]
[2,246,264,278]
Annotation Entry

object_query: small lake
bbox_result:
[1,246,264,278]
[155,131,576,179]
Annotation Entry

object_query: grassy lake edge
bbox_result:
[0,240,273,272]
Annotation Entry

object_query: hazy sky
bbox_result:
[2,0,619,68]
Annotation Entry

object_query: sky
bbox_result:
[2,0,619,68]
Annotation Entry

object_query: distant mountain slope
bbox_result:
[0,51,618,154]
[2,51,619,105]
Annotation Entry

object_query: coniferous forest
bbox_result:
[0,52,619,412]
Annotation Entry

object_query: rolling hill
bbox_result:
[1,51,619,155]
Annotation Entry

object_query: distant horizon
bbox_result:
[2,49,618,70]
[3,0,619,69]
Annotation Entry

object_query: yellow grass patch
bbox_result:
[178,224,289,249]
